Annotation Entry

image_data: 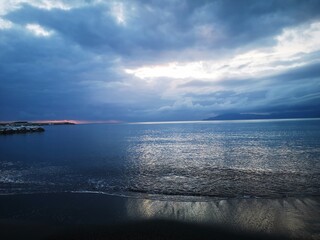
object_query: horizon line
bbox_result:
[1,117,320,125]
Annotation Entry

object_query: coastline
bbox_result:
[0,193,319,239]
[0,121,75,135]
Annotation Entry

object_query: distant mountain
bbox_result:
[204,112,320,121]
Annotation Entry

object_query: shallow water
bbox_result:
[0,119,320,199]
[1,193,319,239]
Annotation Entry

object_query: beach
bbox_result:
[2,0,320,238]
[0,193,319,239]
[1,121,320,239]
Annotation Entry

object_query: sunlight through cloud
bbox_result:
[1,0,320,121]
[0,18,13,29]
[26,23,53,37]
[0,0,71,15]
[110,2,126,25]
[125,21,320,82]
[125,62,221,80]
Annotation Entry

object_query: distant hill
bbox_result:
[204,112,320,121]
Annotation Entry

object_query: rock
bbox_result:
[0,126,45,135]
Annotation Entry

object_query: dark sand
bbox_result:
[0,193,319,239]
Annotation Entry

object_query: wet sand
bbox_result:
[0,193,319,239]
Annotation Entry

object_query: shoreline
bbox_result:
[0,121,75,135]
[0,192,319,239]
[0,121,76,126]
[1,190,320,202]
[0,121,74,135]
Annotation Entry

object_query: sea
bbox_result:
[1,119,320,200]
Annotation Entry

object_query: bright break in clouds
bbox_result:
[1,0,320,121]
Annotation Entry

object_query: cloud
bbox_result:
[0,0,320,121]
[26,23,53,37]
[0,18,13,29]
[7,0,319,56]
[126,21,320,81]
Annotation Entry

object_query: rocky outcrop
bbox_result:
[0,126,45,135]
[0,121,75,127]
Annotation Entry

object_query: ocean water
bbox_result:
[0,119,320,200]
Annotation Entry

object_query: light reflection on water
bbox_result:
[0,119,320,198]
[124,121,320,197]
[126,196,320,239]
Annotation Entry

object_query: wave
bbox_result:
[1,166,319,199]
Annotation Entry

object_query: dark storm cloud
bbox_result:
[7,0,320,54]
[271,62,320,82]
[0,20,123,120]
[6,3,193,55]
[206,0,320,46]
[1,0,320,121]
[178,63,320,117]
[178,78,253,88]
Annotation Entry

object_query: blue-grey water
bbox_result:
[1,119,320,200]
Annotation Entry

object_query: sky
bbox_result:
[1,0,320,122]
